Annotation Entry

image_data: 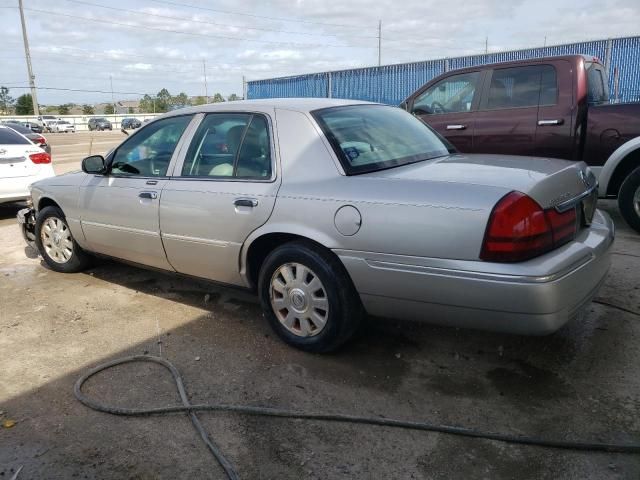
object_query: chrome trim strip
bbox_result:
[161,232,230,247]
[81,221,158,237]
[555,182,598,213]
[358,254,593,284]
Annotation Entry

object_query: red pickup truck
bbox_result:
[401,55,640,232]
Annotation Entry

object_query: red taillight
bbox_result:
[33,135,46,145]
[29,152,51,164]
[480,191,577,262]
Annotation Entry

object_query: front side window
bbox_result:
[313,105,451,175]
[110,115,192,176]
[485,65,557,109]
[413,72,480,115]
[181,113,272,179]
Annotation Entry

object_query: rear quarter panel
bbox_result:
[261,108,507,261]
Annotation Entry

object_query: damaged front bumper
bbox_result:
[17,207,37,249]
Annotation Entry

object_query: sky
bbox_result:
[0,0,638,105]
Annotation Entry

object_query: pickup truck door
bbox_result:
[79,114,195,270]
[473,65,542,156]
[159,111,280,286]
[535,61,574,159]
[408,71,483,152]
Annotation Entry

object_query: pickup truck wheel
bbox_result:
[618,167,640,233]
[35,206,92,273]
[258,241,363,353]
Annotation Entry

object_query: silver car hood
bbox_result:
[362,154,592,210]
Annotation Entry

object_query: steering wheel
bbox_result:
[430,101,446,114]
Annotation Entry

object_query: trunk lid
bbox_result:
[363,153,595,211]
[0,145,42,178]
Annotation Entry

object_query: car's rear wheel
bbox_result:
[618,167,640,233]
[35,206,92,273]
[258,241,363,352]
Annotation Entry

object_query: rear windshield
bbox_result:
[0,128,30,145]
[312,105,451,175]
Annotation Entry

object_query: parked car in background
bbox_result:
[121,117,142,129]
[87,118,113,131]
[37,115,60,132]
[4,122,51,154]
[22,122,43,133]
[402,54,640,232]
[51,120,76,133]
[0,125,54,204]
[18,99,613,352]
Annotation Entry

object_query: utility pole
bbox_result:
[18,0,39,116]
[377,20,382,66]
[242,75,246,100]
[202,59,208,102]
[109,75,115,115]
[485,36,488,54]
[543,36,547,48]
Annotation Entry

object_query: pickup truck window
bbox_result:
[484,65,557,110]
[412,72,480,115]
[586,63,608,104]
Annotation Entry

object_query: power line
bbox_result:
[8,86,148,95]
[144,0,377,30]
[63,0,379,39]
[19,6,376,49]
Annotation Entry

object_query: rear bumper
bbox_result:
[336,209,614,335]
[0,166,55,204]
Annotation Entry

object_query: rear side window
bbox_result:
[586,63,608,104]
[0,128,30,145]
[485,65,557,109]
[181,113,272,179]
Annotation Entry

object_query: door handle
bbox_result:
[234,198,258,208]
[538,119,564,126]
[446,124,466,130]
[139,191,158,200]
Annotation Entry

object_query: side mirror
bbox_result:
[82,155,106,174]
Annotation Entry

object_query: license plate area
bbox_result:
[581,189,597,226]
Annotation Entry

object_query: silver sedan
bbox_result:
[18,99,614,352]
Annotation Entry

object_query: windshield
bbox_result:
[312,104,451,174]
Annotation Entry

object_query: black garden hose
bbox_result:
[74,355,640,480]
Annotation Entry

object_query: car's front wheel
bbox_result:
[618,166,640,233]
[35,206,92,273]
[258,241,363,352]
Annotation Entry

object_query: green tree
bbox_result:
[228,93,240,101]
[139,94,155,113]
[44,105,58,113]
[212,93,225,103]
[15,94,34,115]
[128,106,134,114]
[192,96,207,106]
[58,104,70,115]
[104,104,115,115]
[0,86,14,114]
[82,104,95,115]
[155,88,172,112]
[171,92,190,109]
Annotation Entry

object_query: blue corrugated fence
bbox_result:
[247,36,640,104]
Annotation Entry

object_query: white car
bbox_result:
[51,120,76,133]
[0,125,55,204]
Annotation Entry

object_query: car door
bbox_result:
[473,65,544,156]
[408,71,483,152]
[159,111,280,286]
[534,61,574,159]
[79,114,195,270]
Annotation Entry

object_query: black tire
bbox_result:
[258,240,363,353]
[35,206,92,273]
[618,166,640,233]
